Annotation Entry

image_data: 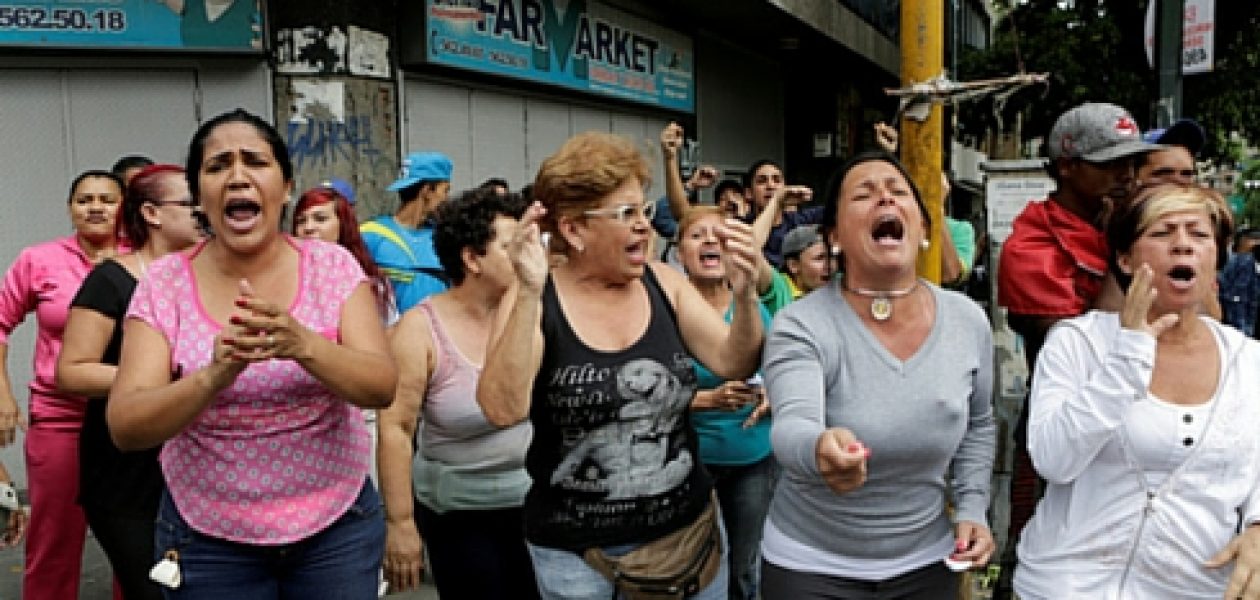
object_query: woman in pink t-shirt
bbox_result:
[0,169,123,599]
[107,109,396,598]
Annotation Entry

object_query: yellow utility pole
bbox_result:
[901,0,944,283]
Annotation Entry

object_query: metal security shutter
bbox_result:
[0,64,268,488]
[404,78,666,200]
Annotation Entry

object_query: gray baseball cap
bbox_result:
[1047,102,1161,163]
[781,224,823,260]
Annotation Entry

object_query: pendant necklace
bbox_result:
[844,279,919,321]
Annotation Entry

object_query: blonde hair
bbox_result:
[1107,183,1234,283]
[532,132,650,254]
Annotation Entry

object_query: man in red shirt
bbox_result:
[995,102,1159,599]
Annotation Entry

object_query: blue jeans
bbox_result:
[527,514,729,600]
[708,457,777,600]
[153,481,385,600]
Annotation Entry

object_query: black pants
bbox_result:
[415,500,540,600]
[85,505,163,600]
[760,559,957,600]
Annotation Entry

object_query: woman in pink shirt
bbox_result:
[107,109,396,598]
[0,169,123,599]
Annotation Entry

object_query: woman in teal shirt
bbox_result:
[678,205,778,600]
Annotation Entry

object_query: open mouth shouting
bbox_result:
[871,214,906,247]
[625,238,648,266]
[698,249,723,270]
[1166,264,1197,292]
[223,197,263,234]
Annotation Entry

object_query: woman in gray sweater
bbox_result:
[759,152,996,599]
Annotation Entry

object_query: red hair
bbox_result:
[118,164,186,246]
[292,187,395,315]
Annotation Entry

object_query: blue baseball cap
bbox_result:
[1143,118,1206,156]
[320,178,355,204]
[387,152,453,192]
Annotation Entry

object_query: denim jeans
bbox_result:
[527,512,730,600]
[708,456,777,600]
[153,481,385,600]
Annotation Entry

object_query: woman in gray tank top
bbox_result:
[378,188,537,598]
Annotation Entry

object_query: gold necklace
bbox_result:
[844,278,919,321]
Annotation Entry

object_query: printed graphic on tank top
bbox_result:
[525,267,710,550]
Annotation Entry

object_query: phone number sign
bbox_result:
[0,0,262,52]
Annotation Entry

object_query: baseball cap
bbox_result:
[1143,118,1206,156]
[387,151,453,192]
[321,178,356,204]
[781,224,823,260]
[1047,102,1161,163]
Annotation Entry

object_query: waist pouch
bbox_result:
[581,494,722,599]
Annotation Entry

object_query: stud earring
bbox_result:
[830,245,841,255]
[920,239,930,250]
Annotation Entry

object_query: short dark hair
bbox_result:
[741,159,782,191]
[818,152,931,273]
[111,155,154,181]
[68,170,123,205]
[185,109,293,203]
[433,188,527,286]
[479,177,510,192]
[399,180,443,205]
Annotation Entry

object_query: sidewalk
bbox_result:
[0,531,439,599]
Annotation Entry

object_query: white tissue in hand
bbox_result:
[943,557,971,572]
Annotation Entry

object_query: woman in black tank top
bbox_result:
[478,132,765,600]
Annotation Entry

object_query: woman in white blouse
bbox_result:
[1016,183,1260,599]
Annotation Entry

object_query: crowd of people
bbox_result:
[0,102,1257,600]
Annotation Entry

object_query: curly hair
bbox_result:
[532,132,650,254]
[433,187,528,286]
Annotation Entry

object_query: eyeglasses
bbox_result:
[150,199,198,209]
[582,202,656,224]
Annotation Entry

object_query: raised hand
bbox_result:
[510,202,549,293]
[716,218,759,297]
[660,122,684,159]
[816,427,870,495]
[771,185,814,209]
[688,165,718,191]
[1120,264,1179,338]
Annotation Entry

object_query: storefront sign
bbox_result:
[426,0,695,113]
[0,0,262,51]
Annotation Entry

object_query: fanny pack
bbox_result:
[581,494,722,599]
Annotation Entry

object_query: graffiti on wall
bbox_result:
[277,76,399,220]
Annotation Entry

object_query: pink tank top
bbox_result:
[127,238,371,544]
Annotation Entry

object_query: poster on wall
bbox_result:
[0,0,263,51]
[425,0,695,113]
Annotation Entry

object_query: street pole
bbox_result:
[902,0,944,282]
[1154,0,1184,127]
